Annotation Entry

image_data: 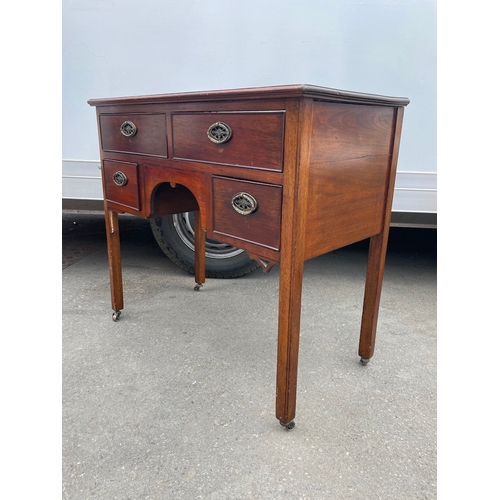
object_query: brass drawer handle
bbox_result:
[207,121,232,144]
[231,192,258,215]
[112,171,128,187]
[120,120,137,137]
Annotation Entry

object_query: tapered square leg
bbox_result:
[358,107,405,363]
[103,206,123,321]
[275,259,304,429]
[193,210,206,291]
[358,231,390,362]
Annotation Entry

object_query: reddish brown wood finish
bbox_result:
[358,106,406,361]
[103,201,124,315]
[172,112,285,170]
[304,102,395,259]
[212,176,282,250]
[89,84,409,428]
[141,165,209,226]
[149,183,199,218]
[102,160,141,212]
[275,97,313,426]
[100,113,168,157]
[194,210,206,288]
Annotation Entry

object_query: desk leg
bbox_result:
[358,231,389,364]
[193,210,206,291]
[359,106,404,364]
[275,259,304,430]
[104,206,124,321]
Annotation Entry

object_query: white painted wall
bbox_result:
[62,0,436,212]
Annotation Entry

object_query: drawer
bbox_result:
[172,112,285,171]
[99,113,167,157]
[212,176,282,250]
[102,160,141,211]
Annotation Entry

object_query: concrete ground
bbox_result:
[62,213,436,499]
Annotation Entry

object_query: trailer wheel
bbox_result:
[150,212,260,278]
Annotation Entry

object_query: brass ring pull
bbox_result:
[231,192,258,215]
[207,121,232,144]
[120,120,137,137]
[112,171,128,187]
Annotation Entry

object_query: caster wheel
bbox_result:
[194,284,203,291]
[280,420,295,431]
[112,311,121,322]
[360,357,370,366]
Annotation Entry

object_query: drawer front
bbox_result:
[172,112,285,171]
[99,113,167,157]
[212,176,282,250]
[102,160,141,211]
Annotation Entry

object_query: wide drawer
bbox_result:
[99,113,167,157]
[172,112,285,171]
[212,176,282,250]
[102,160,141,211]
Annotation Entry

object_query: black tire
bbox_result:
[150,212,260,278]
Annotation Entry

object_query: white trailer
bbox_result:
[63,0,436,276]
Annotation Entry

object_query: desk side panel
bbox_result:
[304,101,395,260]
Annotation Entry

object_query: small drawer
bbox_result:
[212,176,282,250]
[102,160,141,211]
[172,112,285,171]
[99,113,167,157]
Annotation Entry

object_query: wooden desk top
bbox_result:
[88,83,409,107]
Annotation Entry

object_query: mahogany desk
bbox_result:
[88,85,409,429]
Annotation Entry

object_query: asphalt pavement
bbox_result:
[62,212,437,499]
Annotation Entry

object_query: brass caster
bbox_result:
[112,310,121,322]
[360,357,370,366]
[280,420,295,431]
[194,284,203,291]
